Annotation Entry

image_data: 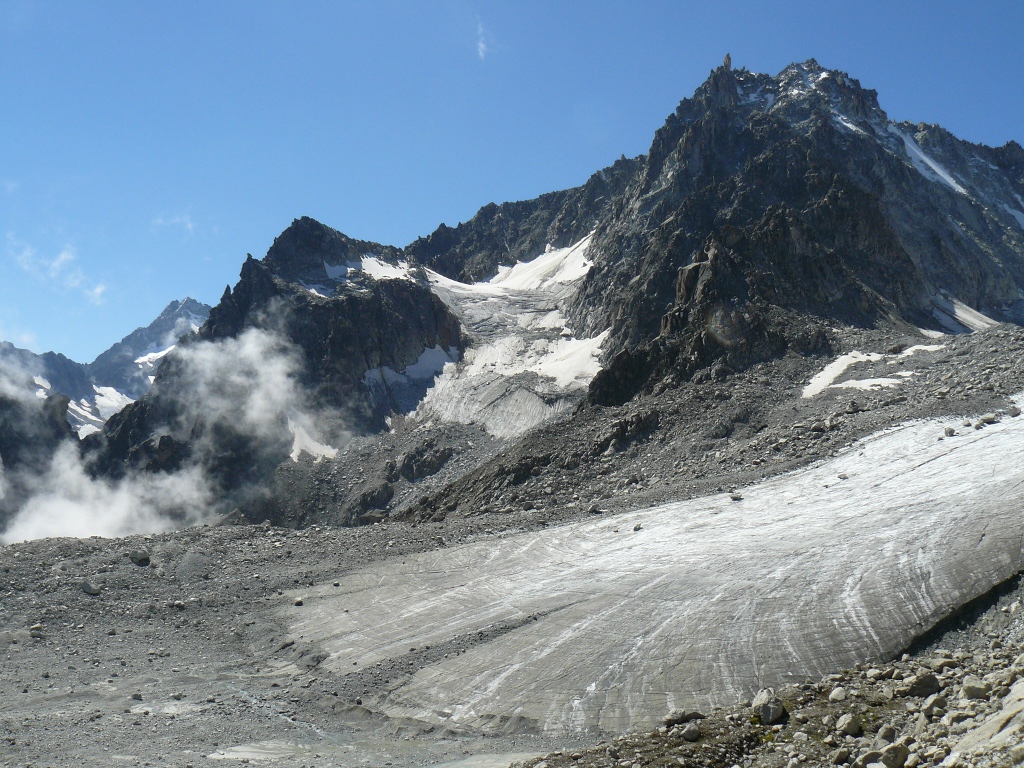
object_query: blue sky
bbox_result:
[2,1,1023,362]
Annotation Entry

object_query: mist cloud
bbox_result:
[1,444,210,543]
[173,327,308,442]
[1,326,346,544]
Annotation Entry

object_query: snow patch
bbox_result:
[833,115,866,136]
[418,234,607,438]
[364,346,461,416]
[403,345,459,380]
[288,417,338,463]
[931,295,998,333]
[803,346,942,398]
[134,345,176,367]
[892,128,968,195]
[92,386,134,420]
[829,377,903,392]
[298,281,334,298]
[1001,203,1024,230]
[488,236,594,291]
[324,255,415,283]
[802,351,883,397]
[361,256,414,281]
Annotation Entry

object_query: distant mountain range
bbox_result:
[0,298,210,437]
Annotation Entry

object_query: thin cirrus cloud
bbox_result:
[476,19,493,61]
[152,212,195,234]
[8,235,107,305]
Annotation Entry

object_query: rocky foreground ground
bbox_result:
[4,325,1024,767]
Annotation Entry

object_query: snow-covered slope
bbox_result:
[411,236,608,439]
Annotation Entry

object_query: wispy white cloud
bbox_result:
[152,211,195,234]
[476,18,493,60]
[1,179,17,196]
[0,320,36,348]
[6,235,107,305]
[47,248,75,279]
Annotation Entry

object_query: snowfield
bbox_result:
[414,236,609,439]
[287,403,1024,735]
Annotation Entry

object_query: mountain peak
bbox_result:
[264,216,405,285]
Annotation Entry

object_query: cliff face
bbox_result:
[563,61,1024,401]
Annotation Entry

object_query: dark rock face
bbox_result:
[262,215,409,286]
[397,439,454,482]
[0,299,211,443]
[568,60,1024,370]
[0,342,94,402]
[199,239,462,431]
[0,389,76,526]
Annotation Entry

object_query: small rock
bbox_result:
[943,426,956,437]
[1009,405,1022,417]
[928,656,958,672]
[680,721,700,742]
[879,742,909,768]
[898,672,940,698]
[836,713,862,736]
[829,686,848,702]
[729,493,743,502]
[129,549,151,567]
[81,579,101,596]
[752,687,787,725]
[633,523,643,532]
[294,598,304,607]
[851,750,882,768]
[980,412,1000,424]
[131,693,143,701]
[921,693,946,718]
[960,675,990,699]
[875,723,897,744]
[830,747,851,765]
[663,709,705,727]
